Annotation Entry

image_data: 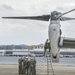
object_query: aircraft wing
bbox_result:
[2,15,50,21]
[60,37,75,48]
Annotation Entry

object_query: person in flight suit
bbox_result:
[23,57,30,75]
[23,57,26,75]
[33,58,36,75]
[43,39,51,56]
[30,54,36,75]
[27,57,30,75]
[18,57,23,74]
[28,58,36,75]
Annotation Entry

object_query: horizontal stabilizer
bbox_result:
[2,15,50,21]
[60,17,75,21]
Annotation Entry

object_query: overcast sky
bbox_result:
[0,0,75,45]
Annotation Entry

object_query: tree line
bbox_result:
[0,44,28,50]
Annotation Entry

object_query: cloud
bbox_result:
[0,4,48,45]
[0,4,13,10]
[0,0,75,45]
[56,3,75,12]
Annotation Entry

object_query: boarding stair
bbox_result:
[46,51,55,75]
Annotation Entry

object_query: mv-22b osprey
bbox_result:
[2,8,75,62]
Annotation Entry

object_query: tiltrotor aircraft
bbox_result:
[2,8,75,62]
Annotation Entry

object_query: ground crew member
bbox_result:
[18,57,23,74]
[43,39,51,56]
[33,58,36,75]
[23,57,26,74]
[30,55,36,75]
[29,58,36,75]
[27,58,30,75]
[23,57,30,75]
[27,57,31,75]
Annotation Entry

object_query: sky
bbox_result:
[0,0,75,45]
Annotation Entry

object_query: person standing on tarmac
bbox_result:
[32,54,36,75]
[28,57,36,75]
[33,57,36,75]
[27,57,30,75]
[23,57,30,75]
[23,57,27,75]
[43,39,51,56]
[18,57,23,74]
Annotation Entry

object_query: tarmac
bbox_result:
[0,64,75,75]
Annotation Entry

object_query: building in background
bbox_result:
[28,45,44,50]
[0,50,5,56]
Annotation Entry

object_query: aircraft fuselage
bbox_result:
[49,20,60,62]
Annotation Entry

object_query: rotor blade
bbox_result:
[2,15,50,21]
[57,8,75,19]
[60,17,75,21]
